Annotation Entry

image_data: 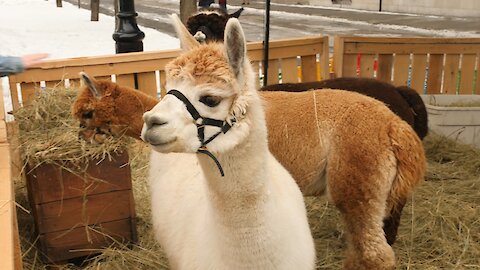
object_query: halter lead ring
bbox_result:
[167,89,236,177]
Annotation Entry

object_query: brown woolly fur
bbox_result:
[72,76,159,142]
[262,90,425,257]
[395,85,429,139]
[165,43,236,87]
[14,87,132,167]
[261,77,428,140]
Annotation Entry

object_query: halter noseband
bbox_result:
[167,89,236,177]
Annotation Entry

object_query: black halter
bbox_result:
[167,89,236,177]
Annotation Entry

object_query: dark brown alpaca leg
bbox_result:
[383,197,407,245]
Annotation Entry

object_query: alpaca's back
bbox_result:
[261,77,428,139]
[262,89,424,197]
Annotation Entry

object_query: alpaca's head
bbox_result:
[142,14,256,155]
[186,7,244,43]
[72,72,125,143]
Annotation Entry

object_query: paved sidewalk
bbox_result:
[229,0,480,34]
[64,0,480,43]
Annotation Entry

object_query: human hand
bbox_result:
[21,53,49,68]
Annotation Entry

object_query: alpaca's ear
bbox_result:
[79,72,101,98]
[170,13,200,51]
[224,18,246,80]
[228,7,244,18]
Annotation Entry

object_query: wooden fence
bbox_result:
[6,35,329,109]
[334,36,480,94]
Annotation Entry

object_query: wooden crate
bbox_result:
[25,151,137,264]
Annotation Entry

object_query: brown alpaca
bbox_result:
[261,78,428,140]
[73,73,425,268]
[72,72,158,143]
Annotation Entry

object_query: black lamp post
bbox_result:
[112,0,145,53]
[262,0,271,87]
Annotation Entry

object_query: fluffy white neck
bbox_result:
[197,93,269,224]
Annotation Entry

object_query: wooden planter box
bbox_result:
[422,95,480,148]
[25,151,137,264]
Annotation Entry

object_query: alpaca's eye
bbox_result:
[82,111,93,119]
[199,96,221,107]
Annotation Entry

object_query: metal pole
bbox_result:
[379,0,382,12]
[262,0,271,87]
[112,0,145,54]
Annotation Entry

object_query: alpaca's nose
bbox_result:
[143,112,168,129]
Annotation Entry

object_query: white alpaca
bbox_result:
[141,15,315,270]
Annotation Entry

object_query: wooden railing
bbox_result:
[334,36,480,94]
[0,83,21,270]
[6,35,329,109]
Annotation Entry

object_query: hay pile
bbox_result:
[14,87,131,168]
[14,90,480,269]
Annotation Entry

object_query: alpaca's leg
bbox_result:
[338,203,395,270]
[382,196,407,245]
[327,156,396,270]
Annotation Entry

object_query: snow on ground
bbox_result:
[240,6,479,38]
[0,0,179,117]
[0,0,179,58]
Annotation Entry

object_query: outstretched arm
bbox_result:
[0,53,48,77]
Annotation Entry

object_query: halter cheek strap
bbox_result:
[167,89,236,177]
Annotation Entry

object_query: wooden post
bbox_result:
[56,0,62,7]
[180,0,197,24]
[91,0,100,21]
[0,83,23,270]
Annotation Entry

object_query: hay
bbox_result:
[14,87,132,169]
[15,114,480,269]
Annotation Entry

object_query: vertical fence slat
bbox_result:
[426,54,443,94]
[267,59,280,85]
[116,74,136,89]
[359,54,375,78]
[20,83,38,107]
[475,55,480,94]
[300,55,317,82]
[8,82,20,112]
[459,54,477,94]
[319,40,330,80]
[280,57,299,83]
[443,54,460,94]
[376,54,393,83]
[342,54,357,78]
[0,84,5,122]
[393,54,410,86]
[333,36,344,78]
[410,54,428,93]
[137,72,158,98]
[159,71,167,97]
